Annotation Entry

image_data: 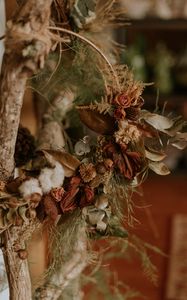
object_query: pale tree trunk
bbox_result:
[0,0,52,299]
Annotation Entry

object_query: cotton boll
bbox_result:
[39,161,65,194]
[19,178,42,198]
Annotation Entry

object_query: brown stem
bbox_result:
[0,1,52,299]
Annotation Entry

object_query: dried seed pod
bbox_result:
[26,208,37,219]
[42,150,81,177]
[104,159,113,170]
[18,249,28,260]
[77,108,116,135]
[96,163,107,175]
[95,194,108,210]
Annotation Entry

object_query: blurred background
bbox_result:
[116,1,187,299]
[1,1,187,299]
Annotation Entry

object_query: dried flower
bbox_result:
[60,188,79,213]
[51,187,65,202]
[114,121,141,145]
[120,150,143,179]
[43,194,59,221]
[113,93,131,107]
[96,163,107,175]
[79,186,94,208]
[103,158,114,170]
[113,107,126,120]
[79,163,97,183]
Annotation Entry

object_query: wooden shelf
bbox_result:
[127,18,187,30]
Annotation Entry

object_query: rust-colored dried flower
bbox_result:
[43,194,59,221]
[60,188,79,213]
[113,107,126,120]
[51,187,65,202]
[79,186,94,208]
[79,163,97,183]
[113,93,131,107]
[119,149,143,180]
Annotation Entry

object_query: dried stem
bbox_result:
[49,26,121,92]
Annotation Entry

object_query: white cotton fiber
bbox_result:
[39,161,65,194]
[19,178,42,198]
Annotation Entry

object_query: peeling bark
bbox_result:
[0,0,52,181]
[34,224,87,300]
[0,1,52,299]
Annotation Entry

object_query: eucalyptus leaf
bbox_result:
[169,132,187,149]
[145,150,166,162]
[171,141,187,150]
[141,110,173,132]
[164,117,187,137]
[149,161,170,175]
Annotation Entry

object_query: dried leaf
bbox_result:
[141,110,173,132]
[171,141,187,150]
[164,117,187,137]
[149,161,170,175]
[42,150,81,177]
[43,194,59,221]
[170,132,187,150]
[77,108,116,135]
[145,150,166,162]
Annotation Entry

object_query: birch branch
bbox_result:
[34,223,88,300]
[0,0,52,181]
[0,1,52,299]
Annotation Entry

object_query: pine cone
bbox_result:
[14,126,36,167]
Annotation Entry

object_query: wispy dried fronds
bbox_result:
[83,0,127,32]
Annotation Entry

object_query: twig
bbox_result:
[48,26,121,92]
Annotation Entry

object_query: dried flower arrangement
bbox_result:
[0,0,187,299]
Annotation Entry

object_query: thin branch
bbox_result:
[49,26,121,92]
